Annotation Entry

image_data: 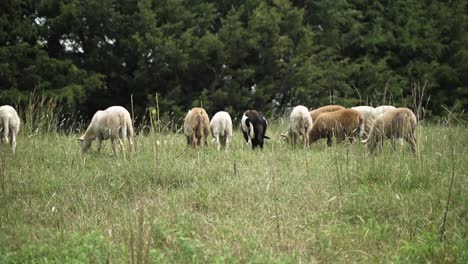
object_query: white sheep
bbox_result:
[351,106,376,139]
[281,105,313,145]
[0,105,20,154]
[364,107,417,154]
[78,106,134,155]
[210,111,233,151]
[374,105,396,116]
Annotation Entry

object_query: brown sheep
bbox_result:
[183,107,210,147]
[309,109,364,146]
[309,105,345,122]
[364,107,417,154]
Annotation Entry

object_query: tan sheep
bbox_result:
[0,105,20,154]
[309,109,363,146]
[309,105,345,122]
[184,107,210,147]
[78,106,134,155]
[364,107,417,153]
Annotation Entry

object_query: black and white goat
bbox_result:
[241,110,270,149]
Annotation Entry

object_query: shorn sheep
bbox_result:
[184,107,210,147]
[309,105,345,122]
[351,106,376,139]
[364,107,417,154]
[281,105,313,145]
[210,111,233,150]
[0,105,20,154]
[309,109,363,146]
[241,110,270,149]
[78,106,134,155]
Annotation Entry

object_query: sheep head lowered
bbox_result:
[283,105,313,146]
[184,107,210,147]
[241,110,270,149]
[0,105,20,154]
[365,107,417,154]
[78,106,134,155]
[210,111,233,151]
[309,109,363,146]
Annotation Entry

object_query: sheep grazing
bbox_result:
[241,110,270,149]
[184,107,210,147]
[364,107,417,154]
[309,105,345,122]
[309,109,363,146]
[78,106,134,155]
[210,111,233,151]
[351,106,376,139]
[0,105,20,154]
[374,105,396,116]
[281,105,313,145]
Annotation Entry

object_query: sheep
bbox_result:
[364,107,417,154]
[309,105,345,122]
[184,107,210,147]
[241,110,270,149]
[78,106,134,155]
[281,105,313,145]
[351,106,376,139]
[0,105,20,154]
[374,105,396,116]
[309,109,364,146]
[210,111,233,151]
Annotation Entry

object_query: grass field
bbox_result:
[0,120,466,263]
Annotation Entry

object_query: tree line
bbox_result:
[0,0,466,122]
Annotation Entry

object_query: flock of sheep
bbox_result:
[0,103,417,155]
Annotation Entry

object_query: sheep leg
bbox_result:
[127,136,134,152]
[96,139,102,152]
[406,134,417,153]
[110,138,118,155]
[2,119,9,144]
[303,133,309,147]
[9,132,16,154]
[118,138,125,154]
[390,138,397,151]
[326,134,333,147]
[215,134,221,151]
[225,136,230,151]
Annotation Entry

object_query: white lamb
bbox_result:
[351,106,376,139]
[210,111,233,151]
[78,106,134,155]
[281,105,313,145]
[0,105,20,154]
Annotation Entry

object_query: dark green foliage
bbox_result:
[0,0,466,119]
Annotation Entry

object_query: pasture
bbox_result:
[0,120,466,263]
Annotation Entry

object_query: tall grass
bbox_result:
[0,98,466,263]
